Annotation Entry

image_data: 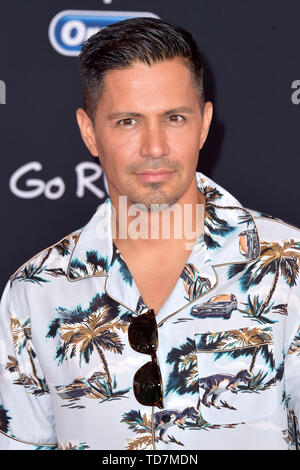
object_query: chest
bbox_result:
[126,257,186,314]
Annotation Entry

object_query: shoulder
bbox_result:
[9,227,82,286]
[246,208,300,241]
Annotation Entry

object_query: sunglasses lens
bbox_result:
[133,360,163,408]
[128,310,158,354]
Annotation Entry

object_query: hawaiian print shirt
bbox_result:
[0,172,300,450]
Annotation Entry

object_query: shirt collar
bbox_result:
[66,171,260,283]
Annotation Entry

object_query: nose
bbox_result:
[140,122,169,158]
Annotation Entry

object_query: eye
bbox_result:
[168,114,185,123]
[117,118,136,127]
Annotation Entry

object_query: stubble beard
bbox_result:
[127,181,183,212]
[125,158,184,212]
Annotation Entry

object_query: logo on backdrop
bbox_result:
[48,10,159,56]
[9,161,109,200]
[0,80,6,104]
[291,80,300,105]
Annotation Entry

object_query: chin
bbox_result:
[129,192,181,211]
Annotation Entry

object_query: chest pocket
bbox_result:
[195,326,278,425]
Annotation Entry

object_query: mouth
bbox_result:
[135,169,175,183]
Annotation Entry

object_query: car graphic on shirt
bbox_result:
[239,229,259,260]
[180,264,212,301]
[191,294,238,319]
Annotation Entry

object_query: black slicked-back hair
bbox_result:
[79,17,205,123]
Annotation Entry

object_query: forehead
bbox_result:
[99,58,198,110]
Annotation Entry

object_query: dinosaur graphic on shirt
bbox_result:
[199,369,251,409]
[154,407,198,443]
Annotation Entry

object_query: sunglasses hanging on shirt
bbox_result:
[128,309,164,409]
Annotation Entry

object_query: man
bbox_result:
[0,17,299,450]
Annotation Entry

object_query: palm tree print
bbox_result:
[69,249,109,279]
[228,239,300,317]
[258,240,300,315]
[287,410,300,449]
[47,293,130,398]
[238,295,287,324]
[221,327,273,375]
[111,244,133,286]
[165,338,198,396]
[121,410,153,450]
[288,326,300,356]
[202,185,236,250]
[12,235,79,285]
[55,371,130,408]
[197,327,273,350]
[237,212,254,226]
[55,238,72,256]
[238,294,276,324]
[6,315,49,395]
[121,409,186,449]
[196,327,277,399]
[0,405,11,434]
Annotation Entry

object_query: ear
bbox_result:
[199,101,213,150]
[76,108,98,157]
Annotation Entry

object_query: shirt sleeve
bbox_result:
[284,284,300,450]
[0,279,58,450]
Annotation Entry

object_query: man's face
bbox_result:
[77,57,213,209]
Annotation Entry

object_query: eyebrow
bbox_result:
[106,106,195,121]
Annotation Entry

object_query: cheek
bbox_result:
[175,142,199,165]
[100,129,138,156]
[101,149,133,180]
[170,126,200,151]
